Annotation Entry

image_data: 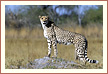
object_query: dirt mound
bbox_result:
[25,57,78,69]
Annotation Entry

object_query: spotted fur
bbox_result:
[39,15,98,64]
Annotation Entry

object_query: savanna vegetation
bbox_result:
[5,5,103,69]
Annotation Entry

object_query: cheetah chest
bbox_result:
[44,30,48,39]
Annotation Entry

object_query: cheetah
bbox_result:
[39,15,98,64]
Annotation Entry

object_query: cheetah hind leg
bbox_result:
[79,58,87,65]
[75,49,79,60]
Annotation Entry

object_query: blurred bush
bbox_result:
[5,5,103,29]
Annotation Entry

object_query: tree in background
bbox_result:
[81,5,103,26]
[5,5,103,29]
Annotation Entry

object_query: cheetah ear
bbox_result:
[39,15,41,18]
[46,16,49,19]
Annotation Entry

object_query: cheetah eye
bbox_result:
[41,18,43,19]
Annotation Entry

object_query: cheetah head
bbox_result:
[39,15,49,26]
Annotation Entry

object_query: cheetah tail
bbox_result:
[85,55,99,63]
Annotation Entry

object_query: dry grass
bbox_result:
[5,25,103,69]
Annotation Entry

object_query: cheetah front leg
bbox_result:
[52,40,58,58]
[47,39,52,57]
